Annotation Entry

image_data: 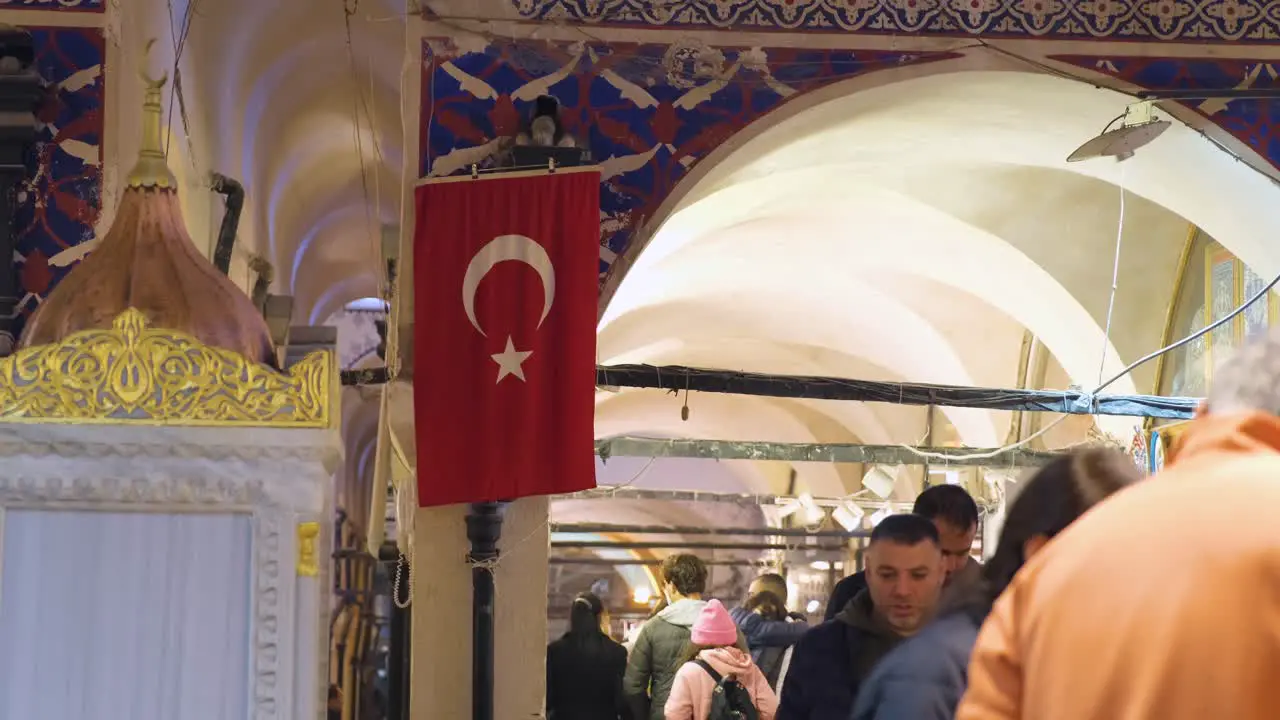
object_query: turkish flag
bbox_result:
[413,169,600,507]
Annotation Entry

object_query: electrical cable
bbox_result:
[1097,162,1126,387]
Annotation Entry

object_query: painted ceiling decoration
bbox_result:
[513,0,1280,42]
[422,37,959,278]
[1,0,103,11]
[11,24,104,342]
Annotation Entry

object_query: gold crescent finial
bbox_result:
[126,37,176,189]
[138,38,169,90]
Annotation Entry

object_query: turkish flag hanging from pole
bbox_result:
[413,168,600,507]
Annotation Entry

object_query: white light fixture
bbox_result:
[633,586,652,605]
[861,466,896,499]
[832,501,865,532]
[805,599,820,614]
[1067,101,1170,163]
[810,560,831,571]
[774,498,802,520]
[869,506,893,527]
[797,492,826,527]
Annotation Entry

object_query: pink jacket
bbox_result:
[664,647,778,720]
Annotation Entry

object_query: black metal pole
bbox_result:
[384,549,412,720]
[466,501,506,720]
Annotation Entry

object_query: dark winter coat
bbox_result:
[776,591,904,720]
[546,631,630,720]
[623,599,749,720]
[847,608,984,720]
[823,572,868,621]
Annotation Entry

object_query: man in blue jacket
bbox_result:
[778,514,945,720]
[729,573,809,687]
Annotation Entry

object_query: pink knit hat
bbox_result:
[690,599,738,646]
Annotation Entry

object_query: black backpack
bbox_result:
[693,659,760,720]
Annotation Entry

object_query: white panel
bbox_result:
[0,510,252,720]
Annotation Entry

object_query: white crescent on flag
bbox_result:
[461,234,556,337]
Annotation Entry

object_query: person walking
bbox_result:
[729,573,809,689]
[779,514,946,720]
[665,600,778,720]
[957,330,1280,720]
[826,485,980,620]
[546,592,630,720]
[850,447,1140,720]
[625,554,748,720]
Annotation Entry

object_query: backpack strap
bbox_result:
[693,658,723,685]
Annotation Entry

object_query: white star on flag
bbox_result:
[491,336,532,383]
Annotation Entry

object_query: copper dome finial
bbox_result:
[18,38,277,367]
[126,39,176,190]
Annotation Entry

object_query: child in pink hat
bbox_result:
[664,599,778,720]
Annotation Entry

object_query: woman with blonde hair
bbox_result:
[850,447,1142,720]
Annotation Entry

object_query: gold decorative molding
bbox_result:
[297,521,321,577]
[0,308,334,427]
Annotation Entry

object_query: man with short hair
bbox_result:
[623,553,746,720]
[825,484,980,620]
[779,514,946,720]
[729,573,809,688]
[958,335,1280,720]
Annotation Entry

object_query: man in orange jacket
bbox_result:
[957,334,1280,720]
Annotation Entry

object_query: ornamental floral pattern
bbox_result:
[421,38,958,281]
[514,0,1280,42]
[0,0,103,10]
[12,26,104,340]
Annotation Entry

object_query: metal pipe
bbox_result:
[597,436,1060,468]
[560,486,924,509]
[385,552,411,720]
[209,172,244,275]
[549,557,767,566]
[551,540,848,552]
[550,523,869,538]
[465,502,505,720]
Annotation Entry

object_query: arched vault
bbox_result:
[598,69,1276,493]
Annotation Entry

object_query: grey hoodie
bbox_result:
[623,599,748,720]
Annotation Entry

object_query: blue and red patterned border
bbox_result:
[0,0,103,12]
[515,0,1280,43]
[13,26,104,332]
[421,38,958,281]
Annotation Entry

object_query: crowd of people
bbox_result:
[545,331,1280,719]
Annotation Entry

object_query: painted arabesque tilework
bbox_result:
[0,0,102,11]
[421,38,958,280]
[13,26,104,336]
[515,0,1280,42]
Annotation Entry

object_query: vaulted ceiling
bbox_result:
[110,3,1280,590]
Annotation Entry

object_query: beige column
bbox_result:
[411,496,551,720]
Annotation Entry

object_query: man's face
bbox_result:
[933,520,977,583]
[866,540,944,635]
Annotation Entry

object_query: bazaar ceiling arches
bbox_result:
[599,65,1280,472]
[183,0,403,323]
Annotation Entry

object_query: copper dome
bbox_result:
[19,65,276,367]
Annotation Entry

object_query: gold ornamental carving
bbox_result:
[0,308,333,427]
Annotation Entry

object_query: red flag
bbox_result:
[413,169,600,506]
